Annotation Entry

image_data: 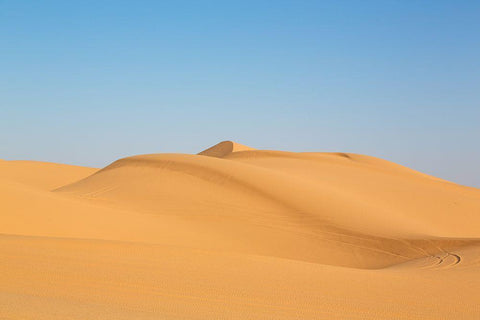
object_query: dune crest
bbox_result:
[198,140,255,158]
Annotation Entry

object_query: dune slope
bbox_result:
[1,141,480,319]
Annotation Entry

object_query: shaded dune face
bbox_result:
[2,141,480,319]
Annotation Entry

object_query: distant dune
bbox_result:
[1,141,480,319]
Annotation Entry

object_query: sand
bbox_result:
[1,140,480,319]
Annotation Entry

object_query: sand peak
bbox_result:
[197,140,255,158]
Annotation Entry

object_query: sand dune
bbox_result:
[0,160,96,190]
[1,141,480,319]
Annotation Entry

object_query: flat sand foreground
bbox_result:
[1,141,480,319]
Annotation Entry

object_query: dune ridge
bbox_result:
[1,141,480,319]
[198,140,255,157]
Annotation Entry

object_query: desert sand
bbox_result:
[1,141,480,319]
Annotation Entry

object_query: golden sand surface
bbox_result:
[1,141,480,319]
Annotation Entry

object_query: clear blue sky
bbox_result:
[1,1,479,187]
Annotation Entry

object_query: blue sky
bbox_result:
[1,1,479,187]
